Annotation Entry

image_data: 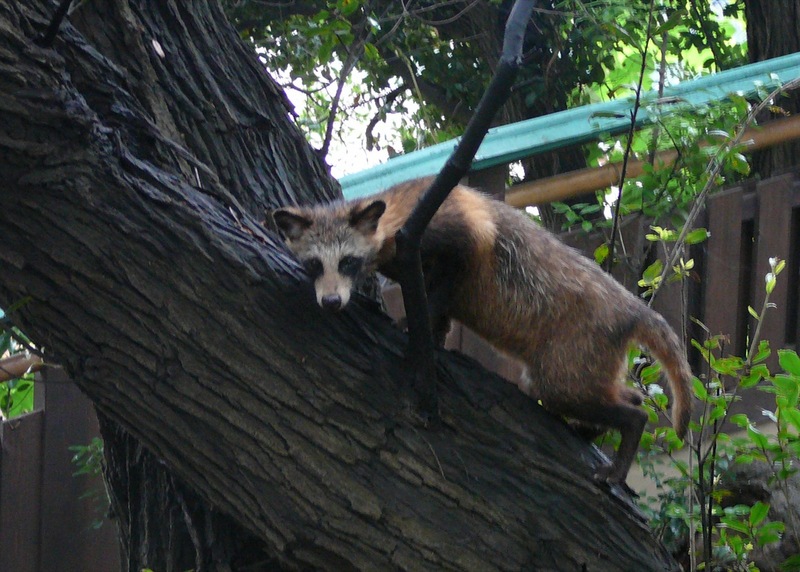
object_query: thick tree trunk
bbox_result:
[0,1,678,570]
[99,413,272,571]
[745,0,800,177]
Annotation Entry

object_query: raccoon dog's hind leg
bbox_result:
[555,383,647,483]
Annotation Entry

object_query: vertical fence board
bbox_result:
[704,186,745,351]
[787,190,800,348]
[38,368,121,572]
[0,411,44,572]
[753,175,793,361]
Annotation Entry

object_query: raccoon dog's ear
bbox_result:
[273,208,313,240]
[349,200,386,235]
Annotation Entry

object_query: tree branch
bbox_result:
[35,0,73,47]
[379,46,474,126]
[395,0,537,416]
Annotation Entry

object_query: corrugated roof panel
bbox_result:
[340,51,800,199]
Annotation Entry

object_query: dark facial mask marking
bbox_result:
[338,255,363,278]
[303,257,324,280]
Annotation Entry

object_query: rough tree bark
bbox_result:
[745,0,800,177]
[0,1,678,571]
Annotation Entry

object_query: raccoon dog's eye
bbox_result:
[338,256,363,278]
[302,257,324,280]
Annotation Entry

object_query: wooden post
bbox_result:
[0,411,45,572]
[38,367,121,572]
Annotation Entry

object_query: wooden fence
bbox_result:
[0,367,120,572]
[702,172,800,362]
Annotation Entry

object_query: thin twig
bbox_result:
[319,9,376,159]
[689,0,724,71]
[365,85,405,150]
[605,0,656,273]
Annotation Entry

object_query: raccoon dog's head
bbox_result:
[273,200,387,311]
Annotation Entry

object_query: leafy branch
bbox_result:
[648,77,800,308]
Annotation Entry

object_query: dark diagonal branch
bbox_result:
[36,0,73,47]
[394,0,537,417]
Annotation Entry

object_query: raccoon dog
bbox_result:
[273,177,693,483]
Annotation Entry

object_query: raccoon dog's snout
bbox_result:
[321,294,343,311]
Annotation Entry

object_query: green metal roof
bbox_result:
[340,51,800,200]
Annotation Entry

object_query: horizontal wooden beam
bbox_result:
[0,353,43,383]
[505,114,800,207]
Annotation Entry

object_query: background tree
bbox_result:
[745,0,800,176]
[224,2,745,202]
[0,0,680,570]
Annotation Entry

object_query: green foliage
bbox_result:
[636,252,800,570]
[70,436,105,479]
[0,323,35,420]
[0,375,33,418]
[224,0,746,174]
[70,437,109,530]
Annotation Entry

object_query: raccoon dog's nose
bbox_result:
[321,294,343,311]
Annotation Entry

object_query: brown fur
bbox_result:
[273,177,693,483]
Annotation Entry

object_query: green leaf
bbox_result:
[712,356,744,375]
[773,375,799,407]
[652,9,688,35]
[730,413,750,428]
[728,152,750,175]
[722,518,750,534]
[642,259,663,282]
[337,0,361,16]
[684,228,709,245]
[665,503,687,518]
[781,554,800,571]
[782,407,800,432]
[749,501,769,526]
[693,377,709,400]
[779,350,800,376]
[363,42,379,61]
[741,369,764,389]
[757,530,782,547]
[767,273,777,295]
[594,243,609,265]
[753,341,771,364]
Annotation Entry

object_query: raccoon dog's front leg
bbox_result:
[422,255,457,347]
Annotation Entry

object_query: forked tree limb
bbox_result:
[0,1,679,569]
[395,0,537,417]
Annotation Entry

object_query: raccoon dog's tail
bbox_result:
[631,310,693,439]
